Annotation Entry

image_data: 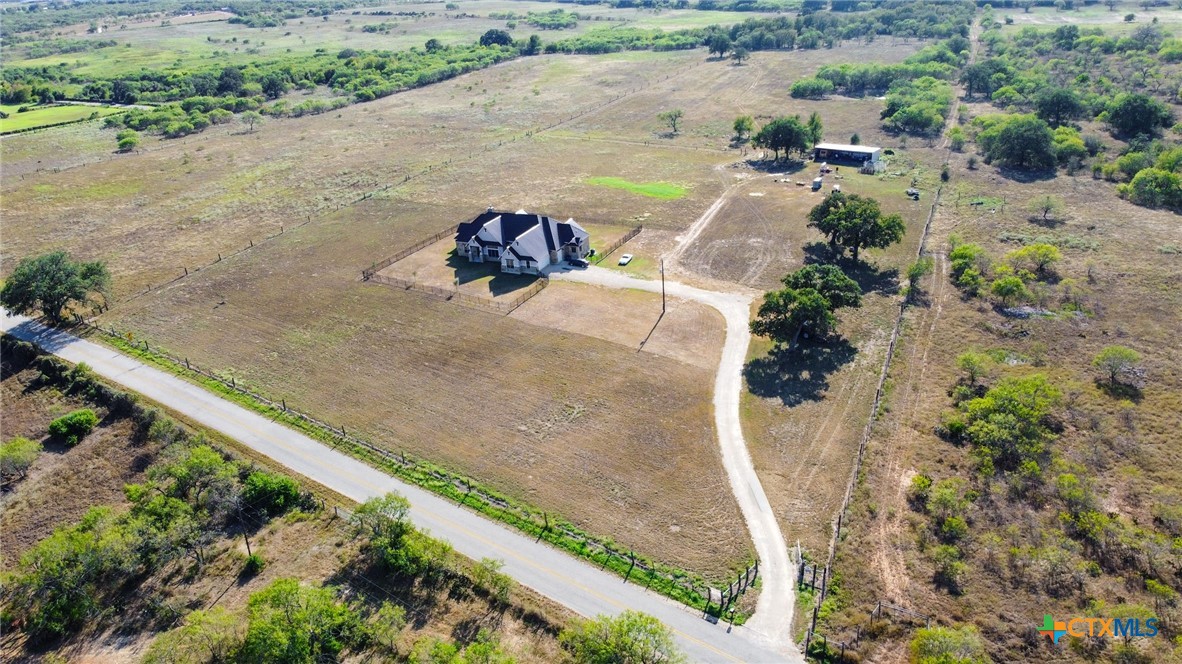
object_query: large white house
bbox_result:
[455,209,590,275]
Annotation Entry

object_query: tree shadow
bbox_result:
[745,158,808,174]
[993,166,1058,183]
[800,242,900,295]
[744,337,858,406]
[1026,214,1066,229]
[1095,379,1144,403]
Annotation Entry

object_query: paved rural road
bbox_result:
[548,266,799,656]
[1,312,799,664]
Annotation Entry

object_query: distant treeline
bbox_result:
[0,0,379,36]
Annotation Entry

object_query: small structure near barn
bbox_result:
[813,143,882,170]
[455,208,590,275]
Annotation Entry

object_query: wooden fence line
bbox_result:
[74,315,722,603]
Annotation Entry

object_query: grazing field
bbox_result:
[2,42,934,580]
[0,104,123,133]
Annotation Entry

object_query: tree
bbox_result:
[7,507,136,640]
[961,374,1061,474]
[956,351,992,386]
[790,77,834,99]
[906,256,935,299]
[781,264,862,310]
[259,73,288,100]
[241,110,262,133]
[1123,167,1182,209]
[981,115,1057,171]
[849,132,860,145]
[707,34,731,58]
[806,111,823,147]
[730,47,749,65]
[752,116,810,161]
[524,34,542,55]
[990,275,1031,306]
[1027,195,1064,221]
[0,437,42,480]
[560,610,685,664]
[732,115,754,141]
[425,38,443,52]
[658,109,684,134]
[1106,92,1173,137]
[807,192,906,262]
[1093,345,1141,386]
[240,579,364,663]
[909,625,988,664]
[216,66,244,96]
[1034,88,1083,128]
[351,492,413,546]
[143,607,243,664]
[242,471,301,517]
[1005,243,1061,275]
[749,287,834,349]
[1,251,111,324]
[479,29,513,47]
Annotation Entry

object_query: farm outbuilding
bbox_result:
[813,143,882,167]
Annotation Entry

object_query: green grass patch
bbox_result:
[0,104,124,133]
[585,176,687,200]
[92,330,748,620]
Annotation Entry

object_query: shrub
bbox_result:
[48,408,98,445]
[243,553,266,576]
[0,436,43,479]
[242,471,301,517]
[908,473,933,508]
[790,77,835,99]
[910,625,988,663]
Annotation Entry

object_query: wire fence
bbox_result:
[362,226,458,279]
[801,187,944,660]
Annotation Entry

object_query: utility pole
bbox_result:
[660,258,666,314]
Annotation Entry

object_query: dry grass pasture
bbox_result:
[3,41,945,580]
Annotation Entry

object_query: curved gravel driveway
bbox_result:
[547,266,798,655]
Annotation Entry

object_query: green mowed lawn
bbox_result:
[0,104,124,133]
[585,176,688,199]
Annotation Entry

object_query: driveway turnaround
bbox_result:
[548,267,798,653]
[2,312,800,664]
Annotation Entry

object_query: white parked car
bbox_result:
[617,254,634,266]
